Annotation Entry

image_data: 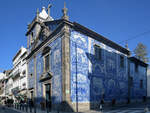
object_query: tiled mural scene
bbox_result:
[0,2,149,113]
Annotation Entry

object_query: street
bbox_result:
[0,106,21,113]
[90,103,150,113]
[0,104,150,113]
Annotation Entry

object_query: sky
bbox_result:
[0,0,150,71]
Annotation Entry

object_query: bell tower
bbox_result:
[26,5,53,52]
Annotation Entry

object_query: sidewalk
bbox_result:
[3,105,75,113]
[2,101,150,113]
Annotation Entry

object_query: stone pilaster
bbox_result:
[34,55,37,101]
[26,59,30,98]
[61,23,71,111]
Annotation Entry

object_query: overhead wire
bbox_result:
[118,30,150,44]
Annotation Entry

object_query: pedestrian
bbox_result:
[144,107,150,113]
[99,99,104,112]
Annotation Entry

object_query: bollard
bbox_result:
[47,107,49,113]
[34,105,36,113]
[22,104,23,111]
[30,106,32,113]
[26,104,28,112]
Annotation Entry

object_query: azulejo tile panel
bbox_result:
[28,37,62,104]
[49,37,62,104]
[28,58,34,89]
[130,61,146,99]
[70,30,146,103]
[36,52,44,103]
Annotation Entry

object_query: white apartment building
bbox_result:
[11,46,28,100]
[5,70,13,97]
[0,73,5,97]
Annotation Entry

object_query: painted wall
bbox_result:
[70,29,130,103]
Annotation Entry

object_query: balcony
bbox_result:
[12,69,20,79]
[11,87,19,96]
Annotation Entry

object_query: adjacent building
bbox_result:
[11,47,28,101]
[0,73,5,97]
[1,47,28,103]
[4,70,13,97]
[26,4,148,112]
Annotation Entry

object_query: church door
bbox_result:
[45,83,51,111]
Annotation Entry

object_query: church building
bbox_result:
[26,4,148,112]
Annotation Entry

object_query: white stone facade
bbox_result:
[4,46,28,100]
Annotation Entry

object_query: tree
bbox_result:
[134,43,149,63]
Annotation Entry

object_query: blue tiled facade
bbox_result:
[27,18,147,111]
[129,61,147,100]
[49,37,62,104]
[28,37,62,104]
[70,29,146,103]
[36,52,43,103]
[28,58,35,89]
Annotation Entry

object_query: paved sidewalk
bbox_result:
[1,101,150,113]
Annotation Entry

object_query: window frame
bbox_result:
[120,55,124,68]
[43,53,50,73]
[130,76,133,87]
[94,44,102,60]
[135,63,138,73]
[140,80,143,89]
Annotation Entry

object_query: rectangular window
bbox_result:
[22,70,26,77]
[44,54,50,72]
[120,55,124,68]
[130,77,133,87]
[94,45,102,60]
[140,80,143,89]
[135,63,138,73]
